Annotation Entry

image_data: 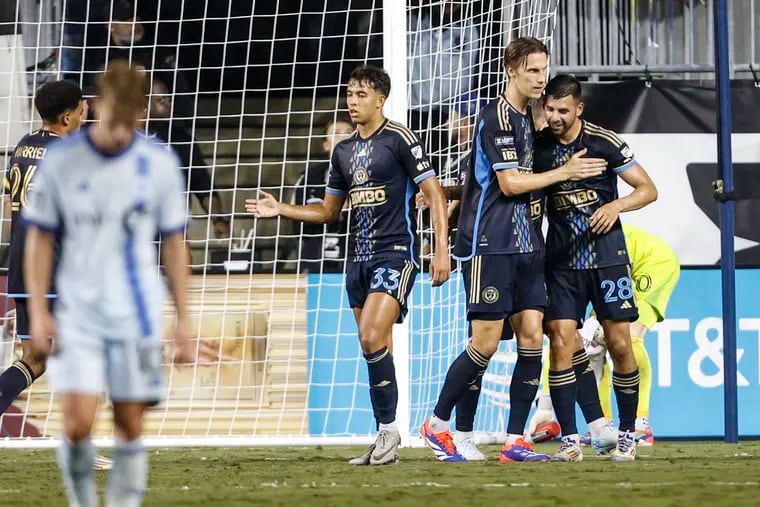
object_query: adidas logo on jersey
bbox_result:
[620,300,633,309]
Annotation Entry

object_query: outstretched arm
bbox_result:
[246,191,346,224]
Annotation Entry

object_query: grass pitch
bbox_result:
[0,442,758,506]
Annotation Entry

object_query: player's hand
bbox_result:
[415,191,430,210]
[245,191,281,218]
[589,201,622,234]
[563,148,607,181]
[29,310,55,358]
[429,250,451,287]
[171,316,195,364]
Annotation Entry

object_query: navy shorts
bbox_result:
[345,256,419,323]
[462,252,547,321]
[545,265,639,324]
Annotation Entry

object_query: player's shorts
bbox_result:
[345,256,419,323]
[48,318,163,405]
[13,297,56,340]
[546,265,639,324]
[632,261,681,329]
[462,252,547,321]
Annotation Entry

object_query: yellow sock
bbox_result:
[631,336,651,418]
[599,361,613,420]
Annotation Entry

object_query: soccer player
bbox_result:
[529,223,678,450]
[0,80,84,415]
[245,65,451,466]
[535,74,658,462]
[23,60,194,506]
[419,37,607,463]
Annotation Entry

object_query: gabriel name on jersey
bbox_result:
[534,121,636,270]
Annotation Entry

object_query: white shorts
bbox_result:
[48,319,164,405]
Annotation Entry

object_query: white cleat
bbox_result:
[93,454,113,470]
[552,435,583,462]
[454,436,486,461]
[369,429,401,465]
[591,423,619,455]
[348,443,375,466]
[611,430,637,462]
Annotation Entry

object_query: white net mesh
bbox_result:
[0,0,557,446]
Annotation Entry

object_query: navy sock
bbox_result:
[434,344,488,422]
[364,347,398,425]
[572,349,605,424]
[507,347,543,435]
[612,369,640,433]
[549,368,578,436]
[454,369,483,432]
[0,360,34,415]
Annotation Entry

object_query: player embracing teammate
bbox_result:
[421,39,657,462]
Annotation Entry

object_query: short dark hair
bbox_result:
[544,74,583,102]
[34,80,83,123]
[504,37,549,70]
[348,65,391,97]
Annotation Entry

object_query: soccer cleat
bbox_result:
[529,421,561,444]
[348,443,375,466]
[454,436,486,461]
[635,417,654,446]
[552,435,583,462]
[93,454,113,471]
[611,430,637,462]
[499,438,550,462]
[369,429,401,465]
[579,432,592,446]
[420,419,466,462]
[591,423,619,455]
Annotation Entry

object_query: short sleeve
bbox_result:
[21,154,61,233]
[478,117,518,172]
[325,150,349,196]
[599,134,636,173]
[158,154,189,236]
[398,134,436,185]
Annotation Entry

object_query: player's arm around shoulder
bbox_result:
[590,136,658,234]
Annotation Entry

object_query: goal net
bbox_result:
[0,0,557,447]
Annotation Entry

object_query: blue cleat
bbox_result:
[499,438,550,462]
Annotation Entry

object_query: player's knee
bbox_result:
[113,414,144,441]
[515,327,543,349]
[470,335,498,359]
[357,325,386,354]
[64,419,93,443]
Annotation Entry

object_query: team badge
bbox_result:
[621,145,633,158]
[482,286,499,304]
[411,145,423,160]
[353,168,368,184]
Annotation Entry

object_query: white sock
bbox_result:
[454,431,473,444]
[564,433,580,444]
[378,421,398,433]
[588,417,609,437]
[57,436,97,507]
[428,414,449,433]
[537,394,553,411]
[105,437,148,507]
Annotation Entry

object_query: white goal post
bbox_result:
[0,0,558,448]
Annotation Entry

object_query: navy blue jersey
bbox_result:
[534,121,636,269]
[326,119,436,265]
[530,191,545,251]
[4,130,60,295]
[453,95,539,260]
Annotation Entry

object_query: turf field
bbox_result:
[1,442,758,506]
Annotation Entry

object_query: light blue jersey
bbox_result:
[22,129,187,342]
